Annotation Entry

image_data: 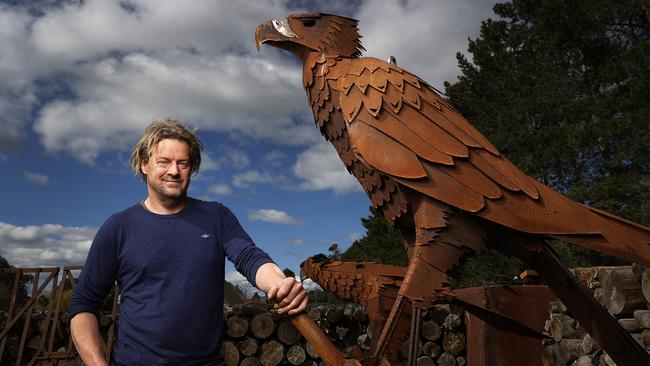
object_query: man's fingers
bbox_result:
[284,291,308,315]
[268,277,294,302]
[287,300,308,315]
[273,278,293,301]
[274,278,308,314]
[275,278,296,301]
[267,284,279,301]
[278,288,305,311]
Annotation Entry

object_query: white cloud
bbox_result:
[228,269,320,292]
[233,170,277,189]
[0,222,96,267]
[346,232,362,242]
[224,270,263,297]
[24,171,50,186]
[301,278,323,291]
[248,209,301,225]
[33,51,315,164]
[29,0,287,61]
[6,225,39,241]
[207,183,232,196]
[0,0,321,161]
[197,147,253,181]
[0,0,495,165]
[263,150,285,166]
[226,148,250,169]
[225,271,248,284]
[0,6,39,152]
[200,150,220,172]
[291,238,306,246]
[357,0,495,89]
[293,143,360,194]
[0,90,35,152]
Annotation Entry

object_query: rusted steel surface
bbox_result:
[0,266,117,366]
[457,286,556,366]
[256,13,650,365]
[300,255,411,363]
[301,256,548,365]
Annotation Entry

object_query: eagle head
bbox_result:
[255,13,364,59]
[299,253,331,281]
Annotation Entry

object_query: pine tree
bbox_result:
[341,207,408,267]
[445,0,650,224]
[445,0,649,268]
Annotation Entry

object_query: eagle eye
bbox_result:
[301,19,316,27]
[272,17,299,38]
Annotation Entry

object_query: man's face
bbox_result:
[141,139,192,202]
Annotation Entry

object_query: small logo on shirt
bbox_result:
[201,233,210,239]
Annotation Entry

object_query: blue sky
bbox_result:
[0,0,495,288]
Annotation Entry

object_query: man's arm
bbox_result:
[70,312,109,366]
[255,263,308,315]
[220,205,307,314]
[68,216,120,366]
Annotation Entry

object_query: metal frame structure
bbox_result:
[0,266,118,366]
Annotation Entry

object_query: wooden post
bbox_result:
[289,314,350,366]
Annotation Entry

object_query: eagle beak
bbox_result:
[299,258,314,282]
[255,21,274,52]
[256,17,302,52]
[299,261,308,282]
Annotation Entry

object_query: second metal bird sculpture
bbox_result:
[256,13,650,365]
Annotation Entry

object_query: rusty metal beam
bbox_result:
[27,269,60,366]
[0,270,57,340]
[16,269,40,365]
[0,266,115,365]
[0,269,22,363]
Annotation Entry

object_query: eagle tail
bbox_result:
[550,205,650,266]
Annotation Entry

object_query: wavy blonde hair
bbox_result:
[130,119,203,181]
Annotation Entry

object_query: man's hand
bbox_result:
[267,277,308,315]
[255,263,308,315]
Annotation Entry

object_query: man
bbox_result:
[69,119,307,366]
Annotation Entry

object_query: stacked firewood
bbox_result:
[5,302,468,365]
[398,303,468,366]
[542,265,650,366]
[221,302,468,366]
[221,302,322,366]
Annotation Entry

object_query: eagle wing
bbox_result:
[334,56,616,236]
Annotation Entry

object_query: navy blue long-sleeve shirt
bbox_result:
[69,198,273,365]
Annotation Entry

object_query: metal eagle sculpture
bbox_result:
[256,13,650,365]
